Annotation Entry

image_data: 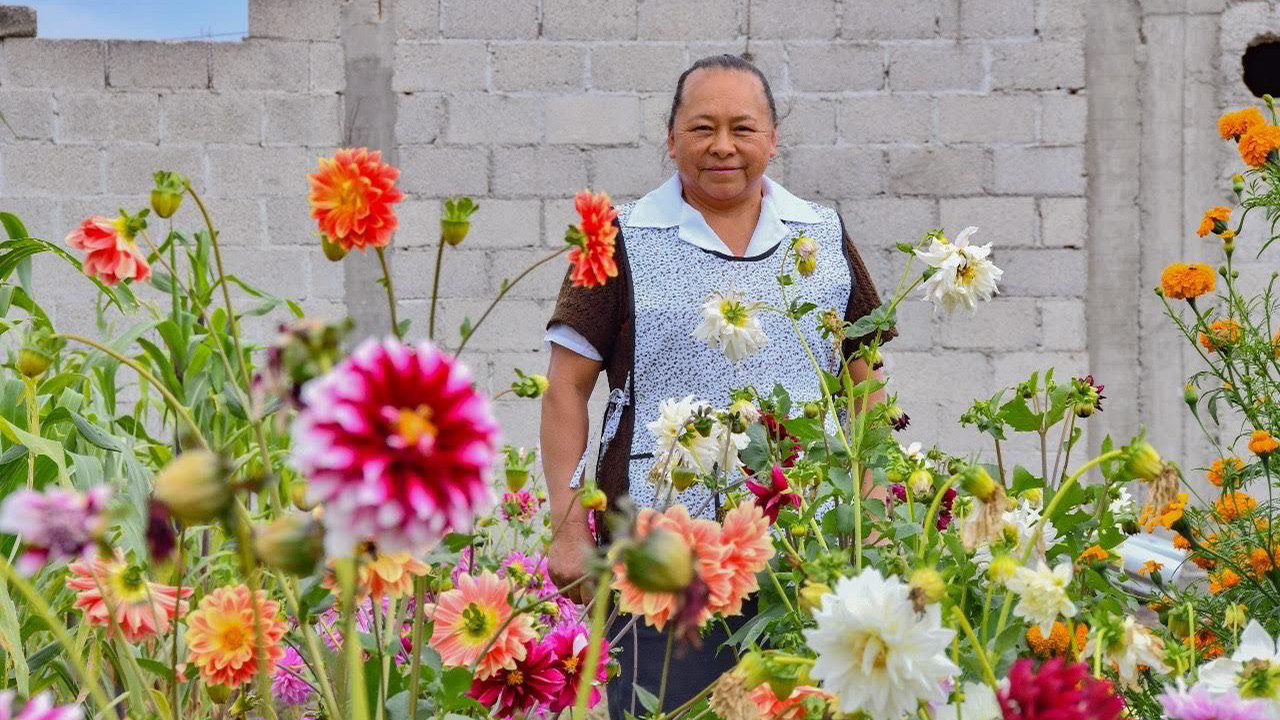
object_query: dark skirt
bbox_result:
[606,599,757,720]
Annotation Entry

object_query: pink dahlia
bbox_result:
[0,691,81,720]
[745,465,802,525]
[999,658,1124,720]
[427,571,536,679]
[65,216,150,285]
[291,338,500,555]
[467,638,563,719]
[543,622,609,712]
[67,554,192,643]
[713,502,775,617]
[272,646,313,706]
[0,486,109,575]
[1158,681,1266,720]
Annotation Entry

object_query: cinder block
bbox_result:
[788,44,884,92]
[1,39,104,89]
[939,296,1039,349]
[0,197,56,241]
[991,350,1087,385]
[211,40,309,92]
[309,42,343,93]
[959,0,1035,38]
[1039,197,1086,248]
[1040,92,1086,144]
[589,145,669,198]
[196,196,266,247]
[840,0,946,39]
[838,94,933,144]
[992,145,1084,195]
[264,94,341,146]
[543,0,637,40]
[394,42,489,93]
[434,298,550,351]
[248,0,340,40]
[391,247,488,299]
[940,197,1036,247]
[309,251,346,299]
[107,41,209,89]
[493,147,588,197]
[218,246,312,299]
[397,0,441,39]
[748,0,839,39]
[0,89,52,140]
[938,94,1037,144]
[399,146,490,196]
[545,95,639,145]
[488,349,549,398]
[492,44,585,92]
[2,145,99,196]
[889,350,993,408]
[1039,299,1086,351]
[1036,0,1086,39]
[838,197,939,248]
[637,0,742,40]
[443,0,538,39]
[461,199,543,249]
[885,298,936,351]
[393,199,443,249]
[102,144,203,195]
[640,93,675,144]
[542,196,579,247]
[0,6,36,38]
[778,96,836,145]
[888,43,984,91]
[488,247,567,300]
[991,248,1085,296]
[590,44,689,92]
[990,41,1084,91]
[58,92,160,144]
[206,146,313,198]
[490,398,543,451]
[161,92,261,144]
[396,93,444,145]
[445,93,544,145]
[888,146,990,196]
[265,194,317,247]
[785,146,885,199]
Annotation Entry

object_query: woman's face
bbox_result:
[667,68,778,206]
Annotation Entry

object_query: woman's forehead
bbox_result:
[677,68,771,119]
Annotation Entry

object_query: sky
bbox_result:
[25,1,248,41]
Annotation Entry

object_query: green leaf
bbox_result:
[0,416,70,486]
[69,411,124,452]
[385,691,434,720]
[1010,465,1042,494]
[0,576,30,694]
[441,666,473,700]
[998,396,1042,433]
[821,505,856,536]
[633,684,661,713]
[0,212,30,240]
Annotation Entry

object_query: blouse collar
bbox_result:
[626,173,821,257]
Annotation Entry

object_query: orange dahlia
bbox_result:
[1196,206,1232,237]
[1250,429,1279,456]
[566,190,619,288]
[748,684,833,720]
[426,571,536,679]
[1199,318,1242,352]
[1207,456,1245,487]
[68,554,192,643]
[185,584,287,689]
[1214,491,1257,522]
[713,502,775,617]
[1159,263,1215,300]
[65,215,151,285]
[1208,568,1241,594]
[1239,124,1280,167]
[324,549,430,600]
[307,147,404,252]
[1218,107,1266,140]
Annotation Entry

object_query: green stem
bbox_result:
[278,577,342,720]
[376,247,402,339]
[656,627,675,713]
[22,378,37,489]
[428,233,447,341]
[950,607,997,690]
[340,557,372,720]
[767,564,796,615]
[455,247,568,357]
[572,571,611,717]
[407,577,427,720]
[171,527,186,720]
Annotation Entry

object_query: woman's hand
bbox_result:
[547,511,595,603]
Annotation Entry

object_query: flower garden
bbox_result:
[0,93,1277,720]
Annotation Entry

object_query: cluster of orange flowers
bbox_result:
[1207,456,1245,487]
[1139,492,1187,532]
[1213,491,1258,522]
[1199,318,1242,352]
[1025,621,1089,660]
[1218,106,1280,167]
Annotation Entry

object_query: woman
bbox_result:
[540,54,893,718]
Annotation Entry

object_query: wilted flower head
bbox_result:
[693,289,769,363]
[500,490,540,523]
[646,395,746,481]
[1084,615,1169,688]
[1071,375,1105,418]
[251,318,351,423]
[0,486,110,575]
[793,235,819,276]
[65,213,151,285]
[914,226,1003,315]
[308,147,404,252]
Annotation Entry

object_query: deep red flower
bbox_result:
[566,190,619,288]
[746,465,803,524]
[998,658,1124,720]
[543,622,609,712]
[936,487,957,530]
[467,638,564,718]
[761,413,800,467]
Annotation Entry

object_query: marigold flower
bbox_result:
[1208,456,1245,487]
[67,554,192,643]
[565,190,619,288]
[1139,492,1187,532]
[1209,568,1241,594]
[1199,318,1242,352]
[1160,263,1216,300]
[1249,547,1275,577]
[1077,545,1109,564]
[1139,560,1164,577]
[1197,206,1232,237]
[1218,107,1267,140]
[1194,629,1224,659]
[1172,532,1191,551]
[1238,124,1280,167]
[307,147,404,252]
[426,571,535,679]
[65,215,151,285]
[1026,621,1088,660]
[1248,429,1279,456]
[185,584,287,689]
[1214,491,1257,522]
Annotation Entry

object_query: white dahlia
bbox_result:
[1084,616,1169,689]
[915,226,1003,316]
[1004,561,1077,634]
[802,568,958,720]
[646,396,746,478]
[693,289,769,362]
[972,500,1061,569]
[1199,620,1280,717]
[934,681,1000,720]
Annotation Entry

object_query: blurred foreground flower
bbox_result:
[1158,680,1268,720]
[999,658,1123,720]
[0,691,81,720]
[0,486,109,575]
[65,214,150,285]
[271,646,312,706]
[565,190,619,288]
[185,584,286,688]
[1197,620,1280,707]
[914,226,1003,315]
[307,147,404,252]
[67,554,191,643]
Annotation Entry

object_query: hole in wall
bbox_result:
[1242,39,1280,99]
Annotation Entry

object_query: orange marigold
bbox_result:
[1218,107,1267,140]
[566,190,619,288]
[1249,429,1279,456]
[1239,124,1280,167]
[185,584,287,689]
[1160,263,1216,300]
[1272,331,1280,359]
[1171,532,1191,551]
[1214,491,1258,522]
[1249,547,1275,577]
[1138,560,1164,576]
[1139,492,1187,532]
[1207,456,1245,487]
[1026,621,1088,660]
[1199,318,1243,352]
[307,147,404,252]
[1208,568,1241,594]
[1195,629,1224,659]
[1077,545,1109,564]
[1196,206,1232,237]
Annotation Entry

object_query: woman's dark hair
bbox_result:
[666,54,778,132]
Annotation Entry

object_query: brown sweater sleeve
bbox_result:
[546,223,629,365]
[839,212,898,356]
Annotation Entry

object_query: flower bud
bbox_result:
[321,234,348,262]
[803,401,821,419]
[1225,603,1247,632]
[505,467,530,493]
[1184,382,1199,408]
[958,465,998,502]
[1124,441,1163,481]
[441,197,478,247]
[1021,488,1043,508]
[16,348,51,379]
[671,466,698,492]
[254,513,324,576]
[17,325,62,379]
[150,171,186,219]
[622,528,694,593]
[736,651,769,690]
[798,581,831,614]
[430,576,453,593]
[152,449,232,523]
[511,370,549,399]
[909,567,946,606]
[291,481,317,511]
[989,555,1018,584]
[886,402,910,431]
[896,241,915,254]
[206,684,231,704]
[580,485,607,512]
[788,523,807,537]
[1233,173,1246,196]
[908,468,933,496]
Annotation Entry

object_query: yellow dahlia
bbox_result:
[185,584,287,688]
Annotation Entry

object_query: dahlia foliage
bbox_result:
[3,98,1278,720]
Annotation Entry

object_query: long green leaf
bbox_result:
[0,416,70,487]
[0,576,30,695]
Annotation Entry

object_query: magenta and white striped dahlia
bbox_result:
[291,338,500,556]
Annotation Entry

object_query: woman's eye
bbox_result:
[734,126,755,134]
